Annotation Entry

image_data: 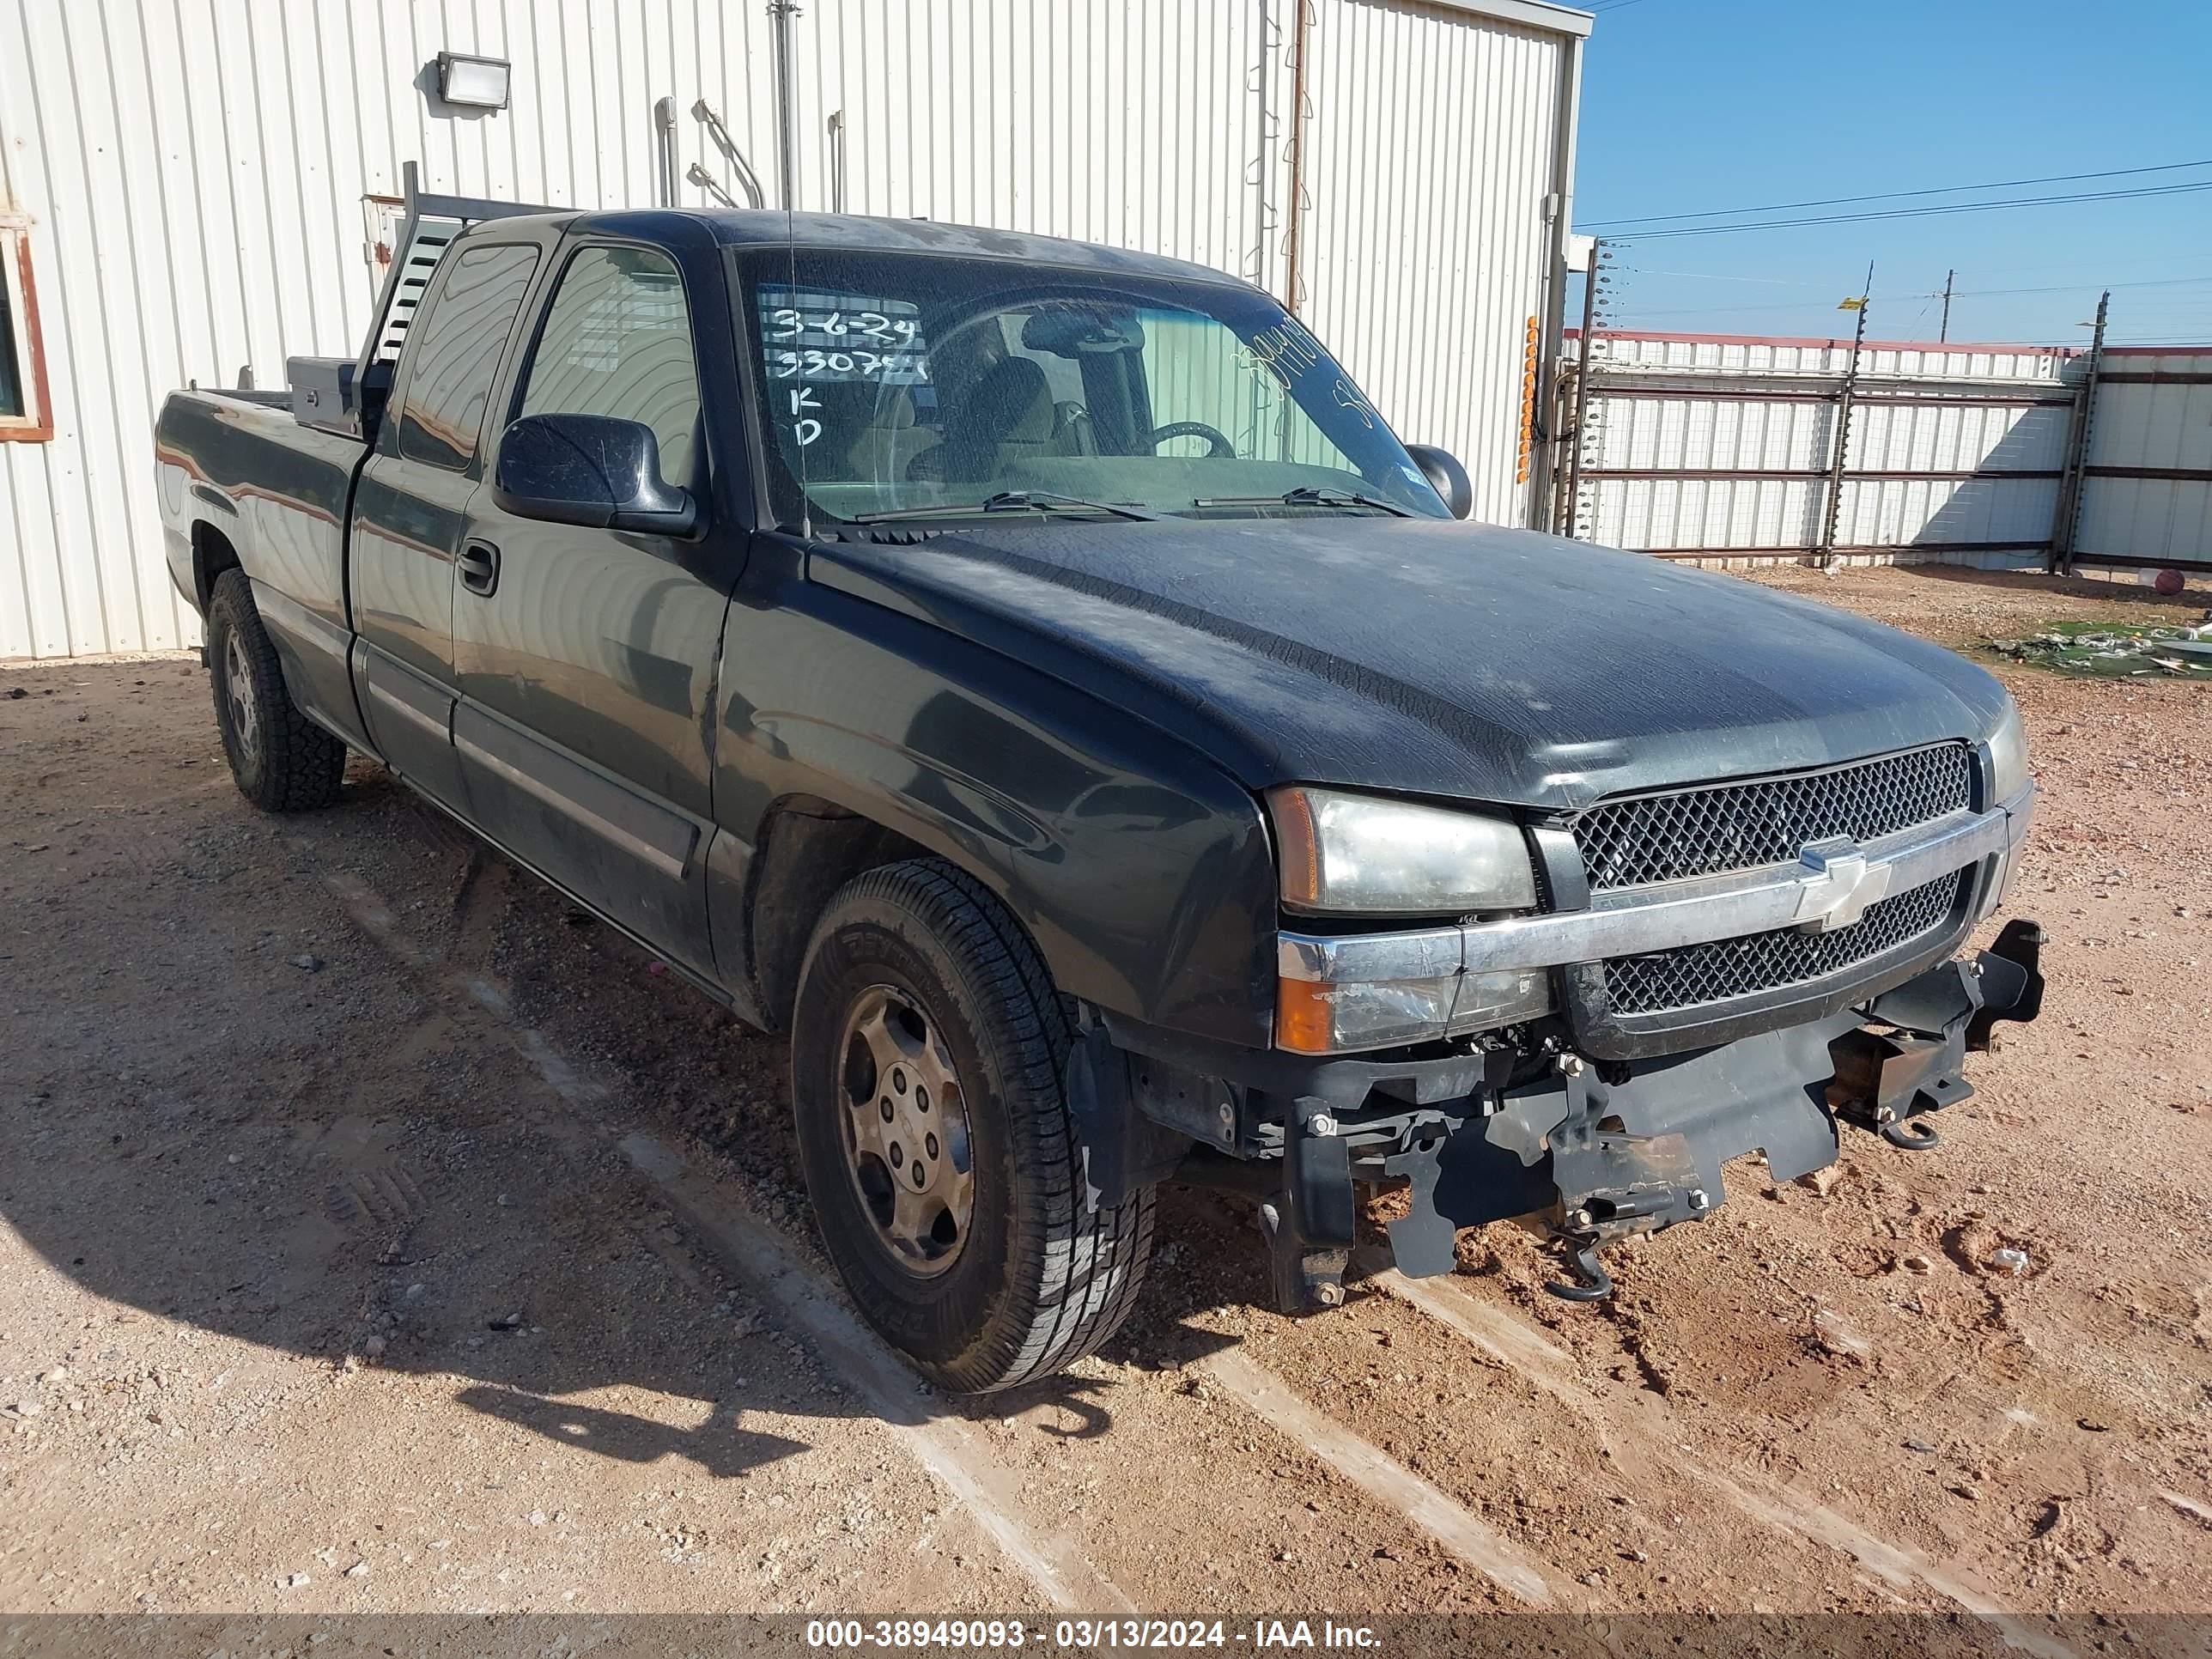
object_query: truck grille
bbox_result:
[1601,869,1965,1017]
[1572,744,1974,891]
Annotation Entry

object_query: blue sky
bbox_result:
[1570,0,2212,347]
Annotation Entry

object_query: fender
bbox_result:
[708,542,1279,1049]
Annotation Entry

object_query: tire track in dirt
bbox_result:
[313,862,1133,1614]
[312,856,1624,1616]
[1371,1267,2077,1656]
[1200,1349,1567,1607]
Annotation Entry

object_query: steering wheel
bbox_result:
[1143,421,1237,459]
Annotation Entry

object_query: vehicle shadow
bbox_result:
[0,732,1264,1488]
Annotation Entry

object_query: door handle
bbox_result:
[458,539,501,597]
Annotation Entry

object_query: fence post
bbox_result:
[1815,271,1873,565]
[2051,290,2110,577]
[1558,238,1601,537]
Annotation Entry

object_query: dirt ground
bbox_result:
[1,563,2208,1633]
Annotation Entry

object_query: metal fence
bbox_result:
[2074,348,2212,574]
[1556,331,2212,576]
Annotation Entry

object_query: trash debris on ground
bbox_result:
[1990,618,2212,679]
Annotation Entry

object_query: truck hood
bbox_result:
[811,516,2011,812]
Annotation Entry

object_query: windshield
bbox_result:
[736,248,1449,525]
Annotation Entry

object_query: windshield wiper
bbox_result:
[1191,486,1414,518]
[848,490,1162,526]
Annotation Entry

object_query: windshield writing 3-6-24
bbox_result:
[743,251,1447,526]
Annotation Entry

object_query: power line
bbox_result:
[1578,157,2212,229]
[1622,266,1824,286]
[1942,274,2212,300]
[1604,179,2212,240]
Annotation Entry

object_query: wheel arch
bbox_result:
[191,518,244,613]
[743,793,947,1033]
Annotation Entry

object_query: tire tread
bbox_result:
[207,569,347,813]
[810,858,1154,1392]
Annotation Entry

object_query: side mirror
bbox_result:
[492,412,700,536]
[1405,443,1474,520]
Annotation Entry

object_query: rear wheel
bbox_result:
[791,859,1154,1393]
[205,569,347,812]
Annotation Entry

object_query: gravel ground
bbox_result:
[0,562,2207,1627]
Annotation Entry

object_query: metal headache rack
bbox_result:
[289,162,560,441]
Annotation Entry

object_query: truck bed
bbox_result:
[154,386,372,746]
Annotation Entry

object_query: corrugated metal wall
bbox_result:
[0,0,1584,659]
[2075,348,2212,572]
[1297,0,1567,526]
[1563,331,2081,566]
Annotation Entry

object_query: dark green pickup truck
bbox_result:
[154,177,2044,1392]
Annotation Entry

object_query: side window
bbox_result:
[518,246,702,486]
[0,221,52,441]
[397,242,541,471]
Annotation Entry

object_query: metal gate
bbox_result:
[1555,328,2212,578]
[1555,330,2080,568]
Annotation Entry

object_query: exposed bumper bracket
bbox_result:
[1377,923,2049,1297]
[1834,917,2047,1139]
[1261,1098,1358,1314]
[1966,919,2047,1050]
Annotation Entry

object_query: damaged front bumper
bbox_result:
[1432,917,2046,1300]
[1067,778,2045,1310]
[1073,920,2046,1312]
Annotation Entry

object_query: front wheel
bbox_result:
[204,569,347,812]
[791,859,1154,1393]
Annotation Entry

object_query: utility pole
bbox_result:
[2051,289,2111,577]
[1938,269,1955,343]
[1816,261,1874,566]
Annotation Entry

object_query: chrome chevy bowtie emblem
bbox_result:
[1792,836,1893,933]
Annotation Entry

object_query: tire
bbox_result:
[205,568,347,813]
[792,858,1155,1393]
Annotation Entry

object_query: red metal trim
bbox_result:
[1585,385,2069,410]
[1567,326,2081,357]
[2097,345,2212,357]
[1640,539,2049,561]
[0,231,54,443]
[1583,468,2063,483]
[1280,0,1312,316]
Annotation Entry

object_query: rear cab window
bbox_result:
[395,242,542,471]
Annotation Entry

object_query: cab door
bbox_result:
[350,239,543,806]
[451,239,734,977]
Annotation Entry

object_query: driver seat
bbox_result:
[933,356,1056,482]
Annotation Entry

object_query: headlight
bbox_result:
[1267,786,1538,915]
[1985,701,2030,803]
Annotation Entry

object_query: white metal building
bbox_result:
[0,0,1591,660]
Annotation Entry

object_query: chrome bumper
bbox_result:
[1276,784,2035,1052]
